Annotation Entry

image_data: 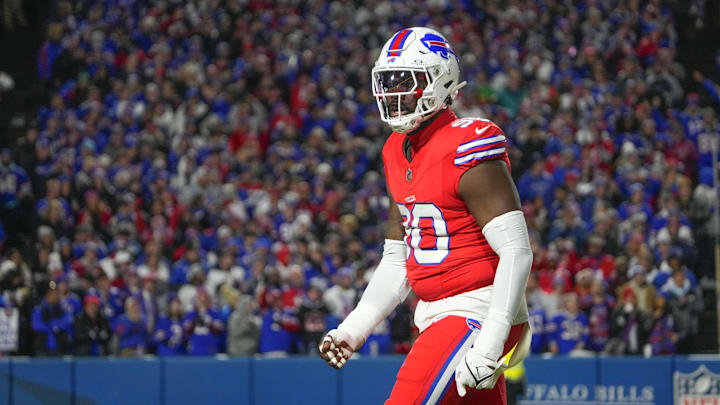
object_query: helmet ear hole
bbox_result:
[444,80,454,89]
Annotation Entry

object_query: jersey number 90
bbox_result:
[396,203,449,265]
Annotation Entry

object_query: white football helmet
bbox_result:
[372,27,466,134]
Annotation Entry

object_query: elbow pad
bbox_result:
[338,239,409,344]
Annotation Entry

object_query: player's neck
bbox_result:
[406,108,455,149]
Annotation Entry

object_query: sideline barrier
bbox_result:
[0,355,717,404]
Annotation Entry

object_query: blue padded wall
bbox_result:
[253,357,339,405]
[341,357,403,405]
[597,357,673,405]
[11,358,72,405]
[0,355,718,405]
[0,360,10,405]
[74,358,160,405]
[164,357,251,405]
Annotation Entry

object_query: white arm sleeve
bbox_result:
[474,210,533,360]
[337,239,410,345]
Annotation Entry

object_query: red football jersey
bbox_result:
[382,109,511,302]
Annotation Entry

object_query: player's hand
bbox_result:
[318,329,357,370]
[454,350,504,396]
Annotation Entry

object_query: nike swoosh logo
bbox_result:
[475,126,490,135]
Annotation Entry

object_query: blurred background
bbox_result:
[0,0,718,404]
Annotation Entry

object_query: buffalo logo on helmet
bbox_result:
[420,33,458,61]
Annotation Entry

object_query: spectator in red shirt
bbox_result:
[577,235,616,281]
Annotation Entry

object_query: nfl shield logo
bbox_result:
[406,168,412,182]
[674,365,720,404]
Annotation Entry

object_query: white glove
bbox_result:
[454,348,505,396]
[454,318,509,396]
[318,329,364,370]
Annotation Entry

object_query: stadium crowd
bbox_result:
[0,0,716,358]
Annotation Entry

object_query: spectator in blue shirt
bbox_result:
[517,158,554,206]
[259,288,299,356]
[153,298,186,356]
[548,204,589,248]
[618,183,654,221]
[115,297,148,357]
[31,281,73,355]
[88,273,124,327]
[528,304,548,354]
[183,290,224,356]
[57,278,82,317]
[548,293,590,355]
[358,318,392,356]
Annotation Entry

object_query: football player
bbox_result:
[319,27,533,404]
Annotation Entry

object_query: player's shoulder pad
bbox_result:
[447,117,506,167]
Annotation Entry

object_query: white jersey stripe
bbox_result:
[456,134,505,153]
[453,147,506,165]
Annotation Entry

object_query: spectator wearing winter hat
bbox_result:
[31,281,73,356]
[73,294,112,356]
